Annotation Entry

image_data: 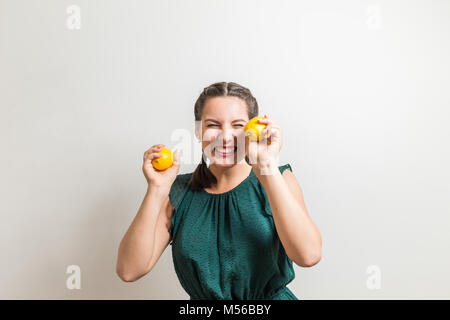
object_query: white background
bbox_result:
[1,0,449,299]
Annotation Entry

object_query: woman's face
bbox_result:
[198,96,249,167]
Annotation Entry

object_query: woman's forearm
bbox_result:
[255,164,322,267]
[116,186,168,281]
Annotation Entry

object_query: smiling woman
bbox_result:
[117,81,321,300]
[190,82,260,192]
[164,81,320,300]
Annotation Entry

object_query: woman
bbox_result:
[116,82,322,300]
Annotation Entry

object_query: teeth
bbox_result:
[215,147,236,153]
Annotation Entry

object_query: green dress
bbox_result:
[168,163,298,300]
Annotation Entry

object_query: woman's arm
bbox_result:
[116,186,168,281]
[255,164,322,267]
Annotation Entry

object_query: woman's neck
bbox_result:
[206,162,252,193]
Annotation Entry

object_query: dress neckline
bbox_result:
[201,167,254,196]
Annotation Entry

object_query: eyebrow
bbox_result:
[204,118,247,123]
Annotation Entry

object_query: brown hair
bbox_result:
[189,81,259,191]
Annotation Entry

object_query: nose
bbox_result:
[217,127,236,147]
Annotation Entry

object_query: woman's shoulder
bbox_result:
[278,163,293,174]
[248,163,293,180]
[171,171,194,193]
[169,172,194,209]
[174,171,194,184]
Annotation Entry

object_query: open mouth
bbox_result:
[214,147,238,157]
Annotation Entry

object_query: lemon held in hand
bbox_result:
[244,116,267,141]
[152,147,174,171]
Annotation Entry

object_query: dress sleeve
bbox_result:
[168,173,191,245]
[263,163,293,217]
[278,163,293,175]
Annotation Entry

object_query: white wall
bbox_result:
[1,0,449,299]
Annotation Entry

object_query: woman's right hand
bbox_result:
[142,144,180,190]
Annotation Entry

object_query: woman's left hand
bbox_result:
[246,115,283,171]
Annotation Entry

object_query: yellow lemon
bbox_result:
[244,116,267,141]
[152,147,173,171]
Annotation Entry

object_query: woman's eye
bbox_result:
[206,124,244,127]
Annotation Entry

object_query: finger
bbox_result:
[264,123,281,136]
[149,144,165,152]
[271,126,281,137]
[265,128,271,141]
[260,127,271,142]
[257,118,267,124]
[146,145,164,155]
[152,144,164,151]
[267,127,281,142]
[172,149,180,166]
[144,145,164,159]
[144,152,163,162]
[257,116,273,125]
